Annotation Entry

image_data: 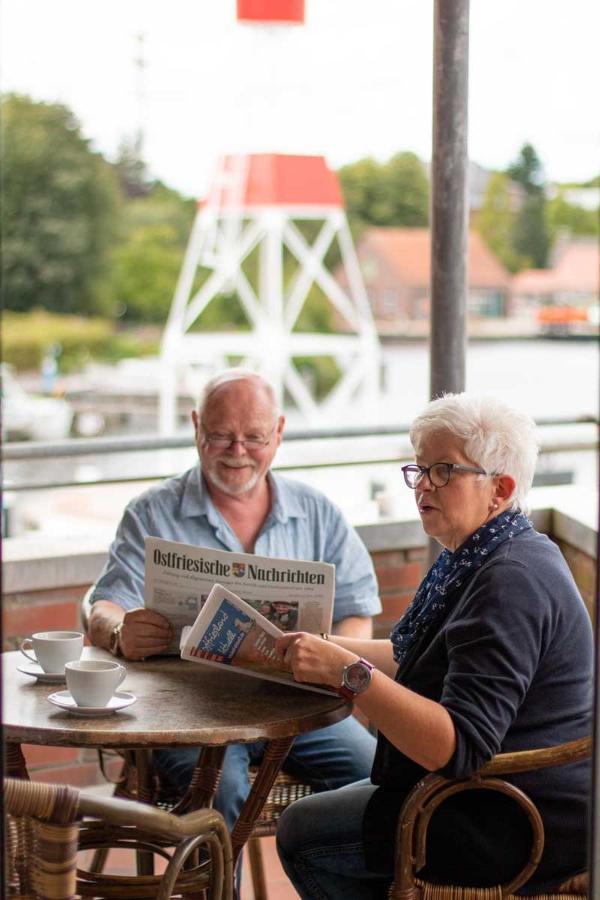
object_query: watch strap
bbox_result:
[339,657,374,700]
[109,621,123,657]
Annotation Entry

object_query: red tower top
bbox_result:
[204,154,344,209]
[237,0,304,24]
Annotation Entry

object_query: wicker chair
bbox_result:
[388,736,591,900]
[4,776,233,900]
[83,586,313,900]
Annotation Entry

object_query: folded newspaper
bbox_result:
[180,583,337,695]
[144,536,335,653]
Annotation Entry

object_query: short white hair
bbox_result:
[198,368,280,419]
[409,393,539,511]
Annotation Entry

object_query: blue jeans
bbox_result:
[153,715,376,831]
[276,778,392,899]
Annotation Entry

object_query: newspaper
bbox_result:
[144,536,335,653]
[180,583,337,695]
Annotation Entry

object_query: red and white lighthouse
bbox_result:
[159,5,380,431]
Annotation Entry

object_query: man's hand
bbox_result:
[276,631,358,689]
[119,609,173,660]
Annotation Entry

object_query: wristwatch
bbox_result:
[339,658,374,700]
[109,621,123,657]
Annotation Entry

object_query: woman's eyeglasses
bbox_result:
[401,462,492,489]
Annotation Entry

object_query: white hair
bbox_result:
[198,368,280,419]
[409,393,539,511]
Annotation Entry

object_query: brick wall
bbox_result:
[2,584,88,651]
[555,537,597,623]
[369,546,427,638]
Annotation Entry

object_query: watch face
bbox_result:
[344,661,372,693]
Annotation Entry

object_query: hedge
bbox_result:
[2,309,158,372]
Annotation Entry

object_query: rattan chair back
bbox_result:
[388,737,591,900]
[5,777,233,900]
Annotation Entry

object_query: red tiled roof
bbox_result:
[511,269,556,294]
[552,240,599,293]
[360,228,510,288]
[512,240,599,296]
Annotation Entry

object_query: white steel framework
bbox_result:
[159,157,381,432]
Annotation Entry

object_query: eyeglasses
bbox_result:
[401,462,492,489]
[201,425,276,451]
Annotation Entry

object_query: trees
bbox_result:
[547,190,599,238]
[2,94,122,315]
[476,172,526,272]
[506,143,550,268]
[477,143,553,271]
[111,183,196,322]
[338,152,429,227]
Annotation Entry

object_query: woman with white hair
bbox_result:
[276,393,592,898]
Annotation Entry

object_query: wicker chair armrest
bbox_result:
[78,790,230,845]
[390,737,592,900]
[5,778,79,825]
[394,773,544,897]
[478,736,592,776]
[78,791,233,899]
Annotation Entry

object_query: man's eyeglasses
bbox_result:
[401,462,493,489]
[201,425,276,451]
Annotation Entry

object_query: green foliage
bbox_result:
[477,144,552,270]
[507,143,545,191]
[295,284,335,332]
[291,357,341,401]
[511,191,549,268]
[112,184,197,322]
[547,192,599,238]
[338,152,429,227]
[114,135,152,198]
[2,309,158,372]
[475,172,527,272]
[194,289,251,330]
[506,143,549,267]
[2,94,123,316]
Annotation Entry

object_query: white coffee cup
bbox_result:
[20,631,84,674]
[65,659,127,707]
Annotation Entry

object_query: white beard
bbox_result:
[203,457,261,496]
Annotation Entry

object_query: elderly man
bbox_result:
[88,368,380,830]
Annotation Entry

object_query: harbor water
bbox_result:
[5,339,598,541]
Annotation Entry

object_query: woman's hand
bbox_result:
[276,632,359,689]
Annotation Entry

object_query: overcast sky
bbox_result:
[2,0,599,199]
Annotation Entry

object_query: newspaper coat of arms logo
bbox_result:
[232,562,246,578]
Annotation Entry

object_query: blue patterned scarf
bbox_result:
[390,509,533,667]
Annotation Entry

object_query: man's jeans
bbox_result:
[153,715,376,831]
[276,778,392,899]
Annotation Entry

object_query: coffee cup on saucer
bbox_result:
[65,659,127,708]
[20,631,84,674]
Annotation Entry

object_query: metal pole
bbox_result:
[427,0,470,566]
[430,0,470,400]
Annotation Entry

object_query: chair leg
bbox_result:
[247,836,268,900]
[89,846,110,873]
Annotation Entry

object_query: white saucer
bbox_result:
[17,662,66,684]
[46,690,137,717]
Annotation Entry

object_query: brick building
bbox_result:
[337,227,511,333]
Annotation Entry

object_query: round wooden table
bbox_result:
[3,647,351,862]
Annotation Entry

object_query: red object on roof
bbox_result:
[212,154,343,208]
[237,0,304,24]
